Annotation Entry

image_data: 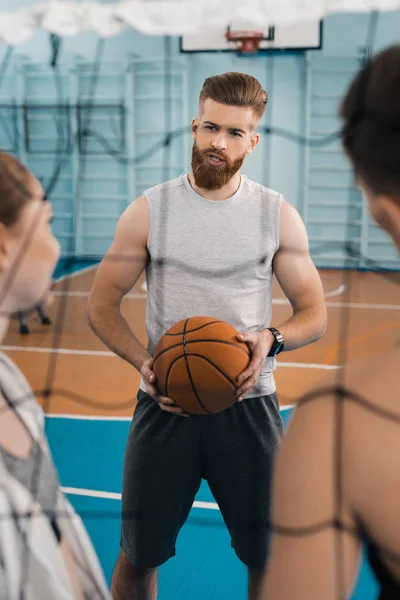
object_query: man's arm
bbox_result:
[87,196,186,415]
[236,199,327,400]
[272,198,327,350]
[87,195,150,372]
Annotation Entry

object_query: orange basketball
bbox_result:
[152,316,251,415]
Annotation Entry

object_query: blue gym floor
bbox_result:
[46,408,378,600]
[44,259,379,598]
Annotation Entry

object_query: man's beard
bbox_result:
[191,142,246,191]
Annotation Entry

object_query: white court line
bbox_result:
[139,282,345,298]
[62,487,121,501]
[324,284,346,298]
[52,290,400,310]
[0,345,341,372]
[53,291,146,299]
[0,346,116,357]
[54,291,92,298]
[54,263,98,284]
[280,404,295,412]
[48,414,134,421]
[61,486,220,510]
[326,301,400,311]
[46,403,296,421]
[273,298,400,310]
[53,263,399,311]
[278,362,340,370]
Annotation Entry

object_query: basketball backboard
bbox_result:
[180,20,323,53]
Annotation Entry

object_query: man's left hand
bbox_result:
[235,330,274,401]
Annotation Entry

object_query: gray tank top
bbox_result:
[141,174,283,398]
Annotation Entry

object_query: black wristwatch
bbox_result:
[266,327,285,357]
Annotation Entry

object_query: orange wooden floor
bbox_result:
[2,267,399,416]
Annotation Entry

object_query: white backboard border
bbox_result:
[180,21,323,54]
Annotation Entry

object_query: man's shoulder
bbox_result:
[243,176,282,201]
[143,175,184,198]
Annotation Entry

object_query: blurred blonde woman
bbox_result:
[0,152,110,599]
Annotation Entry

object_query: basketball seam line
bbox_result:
[185,354,237,391]
[153,339,250,363]
[165,355,178,400]
[164,320,223,336]
[183,319,211,415]
[163,353,238,412]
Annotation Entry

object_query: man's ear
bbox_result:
[0,225,10,273]
[191,117,199,141]
[246,132,260,155]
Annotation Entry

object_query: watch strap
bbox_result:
[267,327,284,357]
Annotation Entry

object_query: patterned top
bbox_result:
[0,352,110,600]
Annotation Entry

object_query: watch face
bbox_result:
[271,330,284,344]
[267,329,284,357]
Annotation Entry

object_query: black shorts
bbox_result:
[120,389,283,569]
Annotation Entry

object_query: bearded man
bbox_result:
[87,72,327,600]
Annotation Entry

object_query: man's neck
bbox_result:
[188,172,241,201]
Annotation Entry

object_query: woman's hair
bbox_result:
[0,152,36,227]
[340,45,400,201]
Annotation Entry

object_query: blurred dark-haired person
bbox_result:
[262,45,400,600]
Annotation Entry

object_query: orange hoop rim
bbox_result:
[225,30,264,53]
[226,30,264,40]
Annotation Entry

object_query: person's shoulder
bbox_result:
[143,175,185,199]
[243,176,282,201]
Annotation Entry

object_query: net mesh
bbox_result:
[0,8,399,597]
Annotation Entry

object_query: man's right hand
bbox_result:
[141,358,189,417]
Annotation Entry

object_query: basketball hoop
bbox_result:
[225,30,264,54]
